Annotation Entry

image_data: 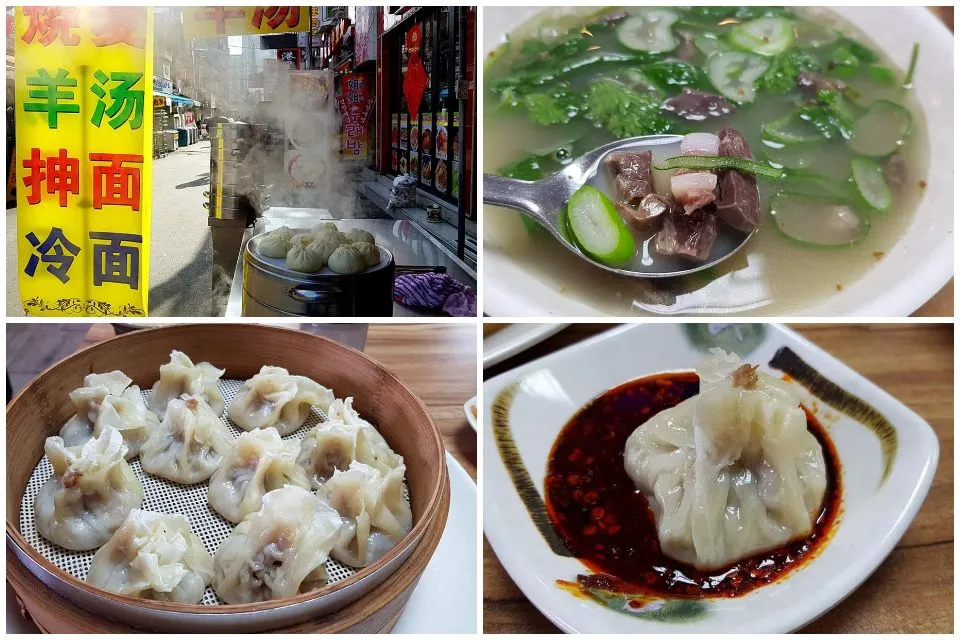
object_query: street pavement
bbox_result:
[6,139,214,317]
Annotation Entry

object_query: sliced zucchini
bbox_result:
[617,10,679,54]
[706,51,769,103]
[728,17,795,57]
[847,100,913,157]
[566,185,636,266]
[850,157,893,212]
[761,110,823,144]
[769,192,869,247]
[761,141,820,170]
[694,33,729,56]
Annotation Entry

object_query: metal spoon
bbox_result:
[483,134,757,279]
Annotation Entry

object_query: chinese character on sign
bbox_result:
[195,6,246,35]
[21,148,80,207]
[23,68,79,128]
[90,231,142,289]
[91,70,144,129]
[252,7,300,30]
[88,6,147,48]
[21,7,80,46]
[90,153,143,211]
[25,227,81,284]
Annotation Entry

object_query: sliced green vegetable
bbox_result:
[727,17,795,56]
[694,33,729,56]
[851,157,893,212]
[778,171,854,200]
[841,37,880,63]
[641,60,704,90]
[654,155,783,179]
[757,50,821,94]
[522,88,580,126]
[769,192,869,247]
[904,42,920,87]
[812,88,856,138]
[706,51,770,103]
[847,100,912,156]
[828,44,860,78]
[584,80,674,137]
[617,10,679,53]
[761,111,822,144]
[566,185,636,266]
[761,142,820,170]
[867,64,897,84]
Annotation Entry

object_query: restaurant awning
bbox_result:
[154,91,201,107]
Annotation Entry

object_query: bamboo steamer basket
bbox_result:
[6,324,450,633]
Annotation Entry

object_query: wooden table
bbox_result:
[482,324,953,633]
[75,323,478,479]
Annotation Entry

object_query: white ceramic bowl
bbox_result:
[482,323,939,632]
[482,7,954,317]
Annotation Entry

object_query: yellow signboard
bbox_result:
[15,7,153,316]
[182,7,310,38]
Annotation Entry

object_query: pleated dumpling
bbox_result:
[258,226,295,258]
[149,350,225,419]
[296,397,403,488]
[141,395,234,484]
[207,428,311,523]
[320,461,412,568]
[227,366,335,435]
[213,485,342,604]
[624,348,828,570]
[35,427,144,551]
[87,509,213,604]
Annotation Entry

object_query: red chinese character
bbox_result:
[89,7,147,48]
[196,6,246,34]
[21,7,80,46]
[252,7,300,30]
[20,148,79,206]
[90,153,143,211]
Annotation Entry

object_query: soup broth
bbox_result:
[484,7,928,315]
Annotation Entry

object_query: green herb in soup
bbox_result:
[486,6,925,273]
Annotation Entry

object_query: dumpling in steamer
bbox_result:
[352,241,380,268]
[343,228,375,245]
[213,485,342,604]
[258,226,295,258]
[297,397,403,488]
[208,428,311,523]
[285,241,325,273]
[141,394,234,484]
[624,349,827,570]
[311,221,339,234]
[227,365,335,435]
[320,461,412,568]
[150,350,225,419]
[35,427,144,551]
[87,509,213,604]
[327,245,365,275]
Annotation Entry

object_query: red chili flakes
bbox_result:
[566,474,580,486]
[567,448,582,462]
[584,491,599,504]
[608,524,622,535]
[583,525,598,536]
[591,507,605,520]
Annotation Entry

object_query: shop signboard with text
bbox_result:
[338,73,372,160]
[183,6,309,38]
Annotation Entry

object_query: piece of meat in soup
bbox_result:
[714,127,761,233]
[605,151,664,232]
[654,203,719,262]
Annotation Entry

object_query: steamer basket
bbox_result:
[6,324,450,633]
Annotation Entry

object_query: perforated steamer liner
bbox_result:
[6,324,449,633]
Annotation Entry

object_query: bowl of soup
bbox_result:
[483,6,953,316]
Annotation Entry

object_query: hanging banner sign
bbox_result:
[15,6,153,316]
[338,73,372,160]
[183,6,310,38]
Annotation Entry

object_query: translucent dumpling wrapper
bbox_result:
[68,371,133,424]
[141,394,234,484]
[227,365,335,435]
[624,349,828,570]
[297,397,404,488]
[149,350,225,419]
[320,461,412,568]
[327,245,365,275]
[35,427,144,551]
[213,485,342,604]
[87,509,213,603]
[343,228,375,245]
[258,226,295,258]
[208,427,311,523]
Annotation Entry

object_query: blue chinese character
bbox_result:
[25,227,81,284]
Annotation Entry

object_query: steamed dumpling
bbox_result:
[207,428,311,523]
[320,461,412,568]
[150,351,225,419]
[624,349,827,570]
[35,427,144,550]
[327,245,365,275]
[258,226,295,258]
[87,509,213,603]
[286,241,325,273]
[289,232,315,248]
[227,365,335,435]
[141,395,234,484]
[311,221,339,235]
[343,228,375,245]
[352,242,380,267]
[94,386,160,459]
[213,485,342,604]
[314,228,348,247]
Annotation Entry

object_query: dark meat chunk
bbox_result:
[662,89,735,121]
[604,151,659,226]
[714,127,761,232]
[797,72,847,98]
[624,193,671,235]
[654,203,719,261]
[883,153,907,192]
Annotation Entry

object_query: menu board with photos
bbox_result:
[399,114,408,151]
[436,111,448,161]
[420,155,432,187]
[391,113,399,148]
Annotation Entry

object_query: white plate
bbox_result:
[482,7,954,317]
[6,453,478,634]
[483,323,570,368]
[464,396,478,431]
[483,323,938,633]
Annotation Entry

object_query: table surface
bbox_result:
[482,323,953,633]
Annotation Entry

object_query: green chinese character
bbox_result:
[90,70,144,130]
[23,68,80,129]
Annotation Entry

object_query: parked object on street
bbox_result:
[388,175,419,210]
